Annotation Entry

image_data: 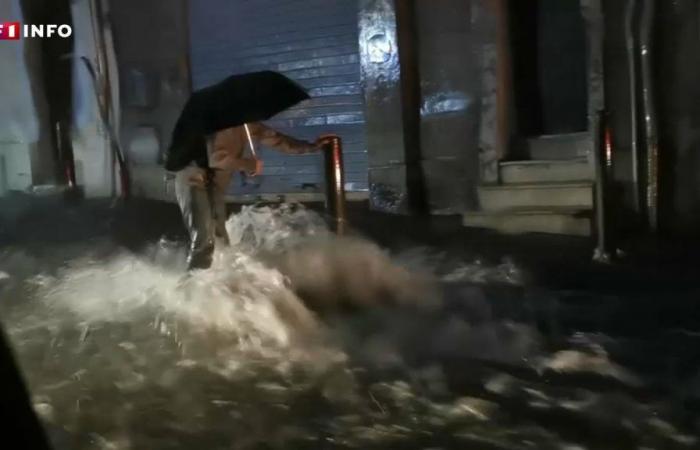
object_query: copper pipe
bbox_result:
[624,0,641,213]
[639,0,659,231]
[321,135,346,234]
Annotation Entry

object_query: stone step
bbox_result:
[520,132,592,160]
[478,182,593,211]
[500,158,592,184]
[463,208,592,236]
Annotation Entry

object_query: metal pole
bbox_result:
[593,110,612,263]
[624,0,642,213]
[90,0,130,199]
[639,0,659,231]
[321,135,347,234]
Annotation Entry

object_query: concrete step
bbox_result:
[522,132,591,160]
[478,182,593,211]
[463,208,591,236]
[500,158,592,184]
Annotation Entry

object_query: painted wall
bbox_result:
[416,0,481,213]
[655,0,700,234]
[108,0,190,200]
[360,0,415,213]
[359,0,482,215]
[0,0,53,194]
[69,0,118,198]
[472,0,511,184]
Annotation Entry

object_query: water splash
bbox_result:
[0,204,696,449]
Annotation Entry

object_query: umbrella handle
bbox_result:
[242,123,261,179]
[243,123,257,159]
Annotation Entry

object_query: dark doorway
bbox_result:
[20,0,75,185]
[509,0,588,137]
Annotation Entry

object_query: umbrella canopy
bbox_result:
[165,71,310,171]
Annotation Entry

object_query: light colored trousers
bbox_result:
[174,167,232,270]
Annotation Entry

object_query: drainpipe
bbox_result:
[89,0,130,200]
[639,0,659,231]
[624,0,641,214]
[593,110,613,263]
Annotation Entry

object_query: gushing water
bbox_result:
[0,204,697,449]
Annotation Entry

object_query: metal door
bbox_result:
[188,0,368,196]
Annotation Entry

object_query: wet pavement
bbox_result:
[1,194,699,449]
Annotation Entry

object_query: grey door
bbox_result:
[188,0,368,196]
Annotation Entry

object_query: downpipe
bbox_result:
[625,0,642,213]
[593,110,614,263]
[88,0,130,200]
[80,56,130,200]
[639,0,659,231]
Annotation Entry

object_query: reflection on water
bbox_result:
[0,204,698,449]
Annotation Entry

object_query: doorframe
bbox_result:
[475,0,604,183]
[581,0,605,168]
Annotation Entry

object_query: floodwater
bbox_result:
[0,204,698,450]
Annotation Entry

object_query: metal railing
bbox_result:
[321,134,347,235]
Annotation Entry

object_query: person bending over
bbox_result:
[170,123,323,270]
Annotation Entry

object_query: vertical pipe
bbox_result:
[639,0,659,231]
[322,135,347,235]
[90,0,130,199]
[624,0,641,213]
[0,155,7,196]
[593,109,611,262]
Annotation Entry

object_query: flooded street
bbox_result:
[4,0,700,447]
[1,205,699,450]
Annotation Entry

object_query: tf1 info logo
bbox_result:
[0,22,73,40]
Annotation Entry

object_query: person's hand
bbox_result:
[247,158,264,177]
[315,134,339,151]
[185,167,207,188]
[311,138,326,151]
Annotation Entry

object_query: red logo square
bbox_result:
[0,22,21,40]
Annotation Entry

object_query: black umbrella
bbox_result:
[165,71,310,171]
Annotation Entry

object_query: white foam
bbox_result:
[4,204,693,448]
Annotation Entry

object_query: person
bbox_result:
[171,123,324,270]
